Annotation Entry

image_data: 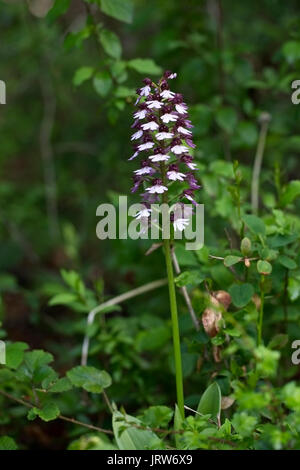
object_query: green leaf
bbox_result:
[6,342,28,369]
[112,411,159,450]
[137,326,171,351]
[174,270,205,287]
[174,404,183,449]
[73,66,94,86]
[197,382,221,422]
[242,214,265,236]
[47,0,70,23]
[99,29,122,60]
[224,255,242,267]
[229,283,254,308]
[278,255,297,270]
[48,293,78,306]
[0,436,18,450]
[282,41,300,64]
[280,181,300,206]
[216,107,238,134]
[93,71,112,97]
[48,377,73,393]
[32,402,60,422]
[141,406,173,428]
[128,58,162,75]
[257,260,272,275]
[268,334,289,350]
[67,366,112,393]
[100,0,133,23]
[17,350,54,382]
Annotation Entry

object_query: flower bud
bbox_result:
[241,237,252,256]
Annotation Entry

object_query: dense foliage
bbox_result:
[0,0,300,450]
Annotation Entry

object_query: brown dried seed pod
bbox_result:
[252,294,261,310]
[213,290,231,310]
[244,258,251,268]
[221,396,235,410]
[202,308,222,337]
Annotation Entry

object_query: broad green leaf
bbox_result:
[137,326,171,351]
[257,260,272,275]
[112,411,159,450]
[0,436,18,450]
[229,283,254,308]
[288,277,300,301]
[224,255,242,267]
[197,382,221,422]
[49,293,78,306]
[99,29,122,60]
[128,58,162,75]
[48,377,73,393]
[6,342,28,369]
[17,350,54,382]
[141,406,173,428]
[93,71,112,97]
[31,402,60,422]
[47,0,70,22]
[278,255,297,270]
[280,181,300,206]
[100,0,133,23]
[67,366,112,393]
[73,66,94,86]
[242,214,265,236]
[174,270,205,287]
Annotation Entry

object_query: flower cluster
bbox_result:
[130,71,200,231]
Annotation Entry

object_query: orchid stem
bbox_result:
[163,237,185,418]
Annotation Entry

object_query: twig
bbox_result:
[0,389,113,435]
[81,278,168,366]
[171,250,200,331]
[251,112,271,214]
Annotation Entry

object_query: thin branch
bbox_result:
[0,389,113,435]
[81,278,168,366]
[171,250,200,331]
[251,112,271,214]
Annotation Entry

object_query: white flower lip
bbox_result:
[167,171,186,181]
[173,218,190,231]
[161,113,178,123]
[146,100,163,109]
[149,153,170,162]
[175,104,187,114]
[134,166,153,175]
[135,208,152,219]
[146,184,168,194]
[160,90,175,99]
[141,121,159,131]
[171,145,189,155]
[138,142,155,151]
[177,126,192,135]
[140,85,151,97]
[156,132,174,140]
[131,130,143,141]
[187,162,197,170]
[134,109,147,120]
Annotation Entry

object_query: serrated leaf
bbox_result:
[229,283,254,308]
[128,58,162,75]
[141,406,173,429]
[32,402,60,422]
[67,366,112,393]
[197,382,221,422]
[224,255,242,267]
[6,342,28,369]
[48,377,73,393]
[100,0,133,23]
[99,29,122,60]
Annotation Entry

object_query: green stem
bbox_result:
[163,237,185,418]
[257,276,265,346]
